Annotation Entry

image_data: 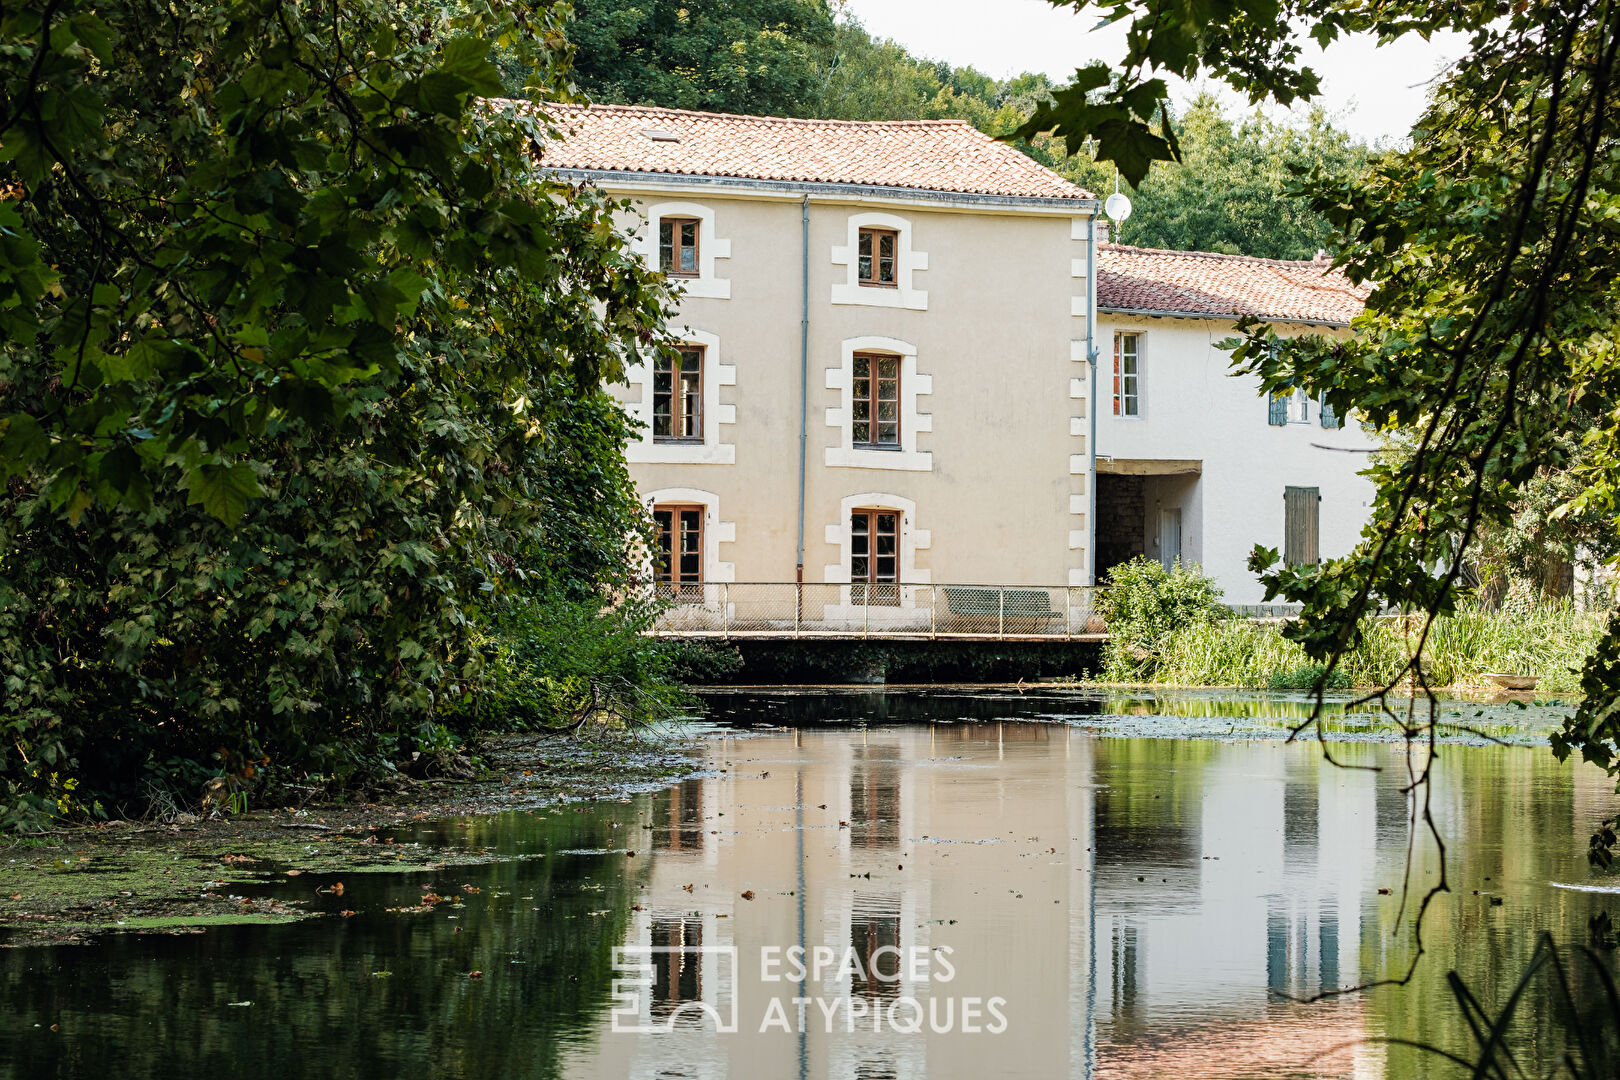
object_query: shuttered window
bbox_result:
[1269,388,1312,425]
[1113,332,1141,417]
[1284,487,1320,566]
[1319,394,1340,429]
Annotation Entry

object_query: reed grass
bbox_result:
[1101,603,1605,692]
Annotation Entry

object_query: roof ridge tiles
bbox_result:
[1098,242,1329,269]
[540,101,977,129]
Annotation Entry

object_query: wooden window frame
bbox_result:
[850,507,900,606]
[851,351,902,450]
[659,217,701,278]
[857,227,899,288]
[1285,387,1311,424]
[652,503,704,599]
[1113,332,1141,417]
[652,345,704,443]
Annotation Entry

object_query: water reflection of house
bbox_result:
[565,728,1385,1079]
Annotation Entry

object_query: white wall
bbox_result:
[1095,316,1377,604]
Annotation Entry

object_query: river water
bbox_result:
[1,689,1615,1079]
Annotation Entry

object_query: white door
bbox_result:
[1159,508,1182,570]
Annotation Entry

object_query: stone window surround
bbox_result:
[825,335,932,472]
[822,492,932,616]
[626,327,736,465]
[831,211,928,310]
[633,201,732,300]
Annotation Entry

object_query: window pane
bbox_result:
[879,233,894,260]
[680,246,696,273]
[854,355,870,379]
[877,400,897,421]
[852,556,869,580]
[851,513,869,538]
[681,221,697,247]
[854,420,871,443]
[659,222,674,271]
[859,254,872,280]
[853,376,870,400]
[859,231,872,258]
[877,422,898,443]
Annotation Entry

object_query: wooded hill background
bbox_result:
[549,0,1375,260]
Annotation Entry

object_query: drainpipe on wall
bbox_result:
[1086,211,1100,587]
[796,195,810,586]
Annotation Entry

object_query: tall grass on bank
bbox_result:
[1102,603,1604,692]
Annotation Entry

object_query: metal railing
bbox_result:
[648,582,1107,641]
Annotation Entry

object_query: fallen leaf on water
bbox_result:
[7,894,20,901]
[741,890,755,901]
[467,970,484,979]
[225,1001,252,1007]
[817,804,827,810]
[681,883,694,893]
[285,870,301,877]
[339,910,356,918]
[462,885,480,894]
[331,882,345,897]
[1377,888,1391,895]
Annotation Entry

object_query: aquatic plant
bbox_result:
[1102,602,1601,691]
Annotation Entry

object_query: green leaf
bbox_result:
[183,462,264,523]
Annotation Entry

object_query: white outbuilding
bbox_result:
[1095,243,1377,607]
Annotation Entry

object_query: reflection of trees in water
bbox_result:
[0,803,649,1080]
[1371,745,1606,1077]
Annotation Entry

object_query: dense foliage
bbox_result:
[563,0,835,115]
[0,0,678,826]
[1095,556,1228,667]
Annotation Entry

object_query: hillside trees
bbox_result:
[564,0,836,115]
[0,0,675,824]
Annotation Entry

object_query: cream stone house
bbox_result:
[1093,244,1375,605]
[534,103,1376,627]
[536,103,1104,633]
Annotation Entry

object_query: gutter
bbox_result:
[1086,214,1100,588]
[1098,304,1351,330]
[547,167,1101,216]
[796,195,809,585]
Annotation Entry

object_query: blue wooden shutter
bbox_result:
[1319,394,1340,429]
[1268,390,1287,426]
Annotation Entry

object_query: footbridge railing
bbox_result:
[648,582,1107,641]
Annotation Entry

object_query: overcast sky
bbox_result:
[841,0,1466,145]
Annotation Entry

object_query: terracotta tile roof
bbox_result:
[1098,243,1369,325]
[513,101,1092,201]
